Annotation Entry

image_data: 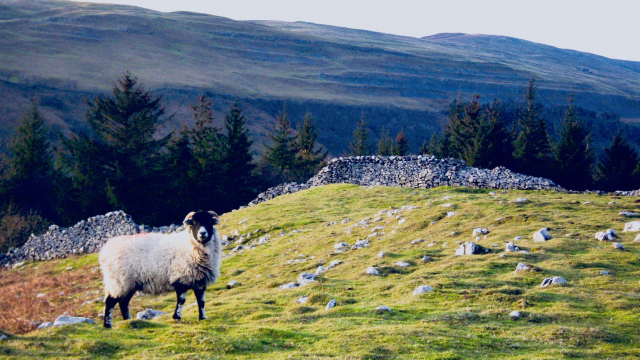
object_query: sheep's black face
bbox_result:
[183,211,219,244]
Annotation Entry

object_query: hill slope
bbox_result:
[1,184,639,358]
[1,0,640,153]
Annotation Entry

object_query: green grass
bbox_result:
[1,184,640,359]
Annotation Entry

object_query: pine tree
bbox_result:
[349,115,371,156]
[264,104,296,179]
[189,94,221,166]
[425,133,452,158]
[443,96,511,168]
[377,127,393,156]
[444,96,476,162]
[293,112,327,181]
[512,78,551,177]
[428,133,441,157]
[221,99,256,207]
[3,100,56,220]
[552,95,594,190]
[469,100,513,168]
[60,72,170,224]
[419,139,429,155]
[594,132,639,191]
[393,128,410,156]
[162,127,198,220]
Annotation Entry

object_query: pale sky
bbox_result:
[71,0,640,62]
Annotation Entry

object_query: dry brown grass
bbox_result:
[0,259,102,334]
[0,203,49,253]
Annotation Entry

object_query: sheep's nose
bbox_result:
[198,227,208,238]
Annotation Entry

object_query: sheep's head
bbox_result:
[183,210,219,244]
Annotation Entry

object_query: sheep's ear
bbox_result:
[208,211,220,225]
[183,212,196,226]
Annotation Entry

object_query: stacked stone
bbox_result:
[248,156,565,207]
[1,210,184,267]
[614,189,640,197]
[308,156,561,190]
[248,182,311,207]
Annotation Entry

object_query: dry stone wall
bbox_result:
[249,155,565,206]
[0,211,184,267]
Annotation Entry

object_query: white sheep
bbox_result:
[99,210,221,328]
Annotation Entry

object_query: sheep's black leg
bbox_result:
[119,291,135,320]
[104,295,119,328]
[193,288,207,320]
[173,285,189,320]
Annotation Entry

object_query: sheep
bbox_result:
[99,210,221,328]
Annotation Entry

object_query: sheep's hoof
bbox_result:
[172,315,182,320]
[199,316,207,321]
[103,323,112,329]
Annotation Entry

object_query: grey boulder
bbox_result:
[297,272,317,286]
[613,242,625,250]
[38,322,53,329]
[595,229,616,241]
[136,309,166,320]
[366,267,380,275]
[533,228,552,242]
[53,315,95,326]
[540,276,567,287]
[624,221,640,232]
[455,242,482,255]
[412,285,434,295]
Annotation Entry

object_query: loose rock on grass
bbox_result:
[540,276,567,287]
[136,309,166,320]
[366,267,380,275]
[533,228,553,242]
[455,242,482,255]
[325,299,337,311]
[624,221,640,232]
[595,229,616,241]
[412,285,433,295]
[53,316,95,326]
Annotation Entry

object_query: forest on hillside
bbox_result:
[1,73,640,254]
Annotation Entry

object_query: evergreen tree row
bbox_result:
[262,104,328,184]
[348,78,640,192]
[0,73,328,251]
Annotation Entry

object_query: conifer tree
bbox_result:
[444,96,511,168]
[220,99,256,206]
[377,127,393,156]
[3,100,56,220]
[419,139,430,155]
[60,72,170,224]
[393,128,410,156]
[185,95,225,214]
[444,96,474,161]
[349,115,371,156]
[162,127,197,220]
[264,104,296,178]
[293,112,327,181]
[594,132,639,191]
[189,95,221,166]
[552,95,593,190]
[512,78,551,177]
[427,133,441,157]
[469,100,513,168]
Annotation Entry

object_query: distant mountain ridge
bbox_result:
[0,0,639,154]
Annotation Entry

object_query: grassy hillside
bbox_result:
[1,0,640,154]
[1,184,640,359]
